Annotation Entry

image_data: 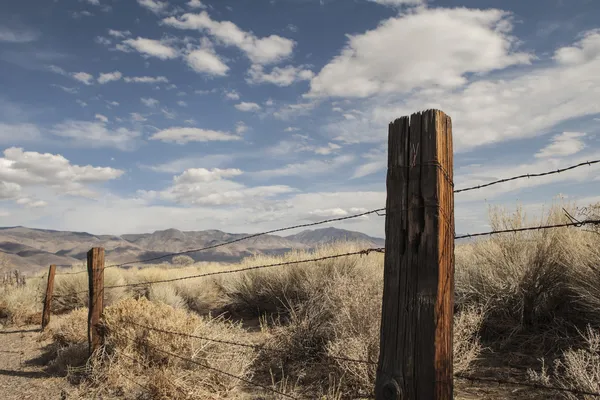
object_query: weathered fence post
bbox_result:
[41,265,56,330]
[87,247,105,356]
[376,109,454,400]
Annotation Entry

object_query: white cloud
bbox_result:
[51,120,140,151]
[254,155,355,178]
[325,28,600,152]
[16,197,47,208]
[76,99,88,107]
[161,108,176,119]
[95,36,111,46]
[140,167,295,207]
[235,121,248,134]
[149,127,243,144]
[536,132,587,158]
[120,37,178,59]
[0,123,41,144]
[185,48,229,76]
[141,97,160,107]
[95,114,109,123]
[177,100,188,107]
[130,113,147,122]
[224,90,240,100]
[143,154,231,173]
[187,0,206,8]
[175,168,242,183]
[85,0,101,5]
[124,76,169,83]
[162,12,295,64]
[246,64,314,86]
[108,29,131,38]
[235,102,261,112]
[72,72,94,85]
[284,127,299,132]
[554,30,600,65]
[0,181,21,199]
[51,84,78,94]
[306,7,531,98]
[97,71,122,84]
[137,0,168,14]
[0,27,38,43]
[0,147,124,199]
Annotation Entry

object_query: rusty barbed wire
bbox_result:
[123,320,378,366]
[453,159,600,194]
[111,329,300,400]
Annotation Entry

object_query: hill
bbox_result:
[0,226,384,274]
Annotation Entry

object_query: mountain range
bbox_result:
[0,226,385,275]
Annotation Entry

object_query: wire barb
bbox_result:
[454,159,600,194]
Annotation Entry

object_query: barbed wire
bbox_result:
[453,159,600,194]
[456,373,600,397]
[455,219,600,240]
[122,320,377,366]
[111,329,299,400]
[103,208,388,270]
[103,248,385,290]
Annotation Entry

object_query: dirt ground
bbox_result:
[0,324,557,399]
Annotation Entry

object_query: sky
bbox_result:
[0,0,599,238]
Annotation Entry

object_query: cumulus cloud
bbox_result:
[246,64,314,86]
[141,167,295,207]
[124,76,169,83]
[162,12,295,64]
[253,155,355,178]
[108,29,131,38]
[51,120,140,151]
[141,97,160,107]
[120,37,178,59]
[535,132,587,158]
[137,0,168,14]
[0,147,124,199]
[235,102,261,112]
[95,114,109,123]
[224,90,240,100]
[185,48,229,76]
[306,7,531,98]
[322,26,600,153]
[187,0,206,8]
[149,127,243,144]
[98,71,122,84]
[72,72,95,85]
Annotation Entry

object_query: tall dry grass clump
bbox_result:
[0,272,45,325]
[49,298,257,399]
[455,201,600,347]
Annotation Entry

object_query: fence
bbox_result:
[1,269,27,287]
[35,109,600,400]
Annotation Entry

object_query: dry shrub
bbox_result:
[172,254,194,266]
[455,202,600,346]
[218,241,379,319]
[53,268,128,314]
[40,308,90,377]
[529,326,600,399]
[147,284,186,309]
[0,277,45,324]
[453,305,485,374]
[87,297,256,399]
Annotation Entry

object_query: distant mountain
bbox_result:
[286,227,385,247]
[0,226,383,275]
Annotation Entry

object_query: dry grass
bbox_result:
[5,200,600,398]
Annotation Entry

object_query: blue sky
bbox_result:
[0,0,599,237]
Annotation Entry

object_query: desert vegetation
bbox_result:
[1,201,600,399]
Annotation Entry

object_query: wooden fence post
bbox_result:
[375,109,454,400]
[87,247,105,356]
[41,265,56,330]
